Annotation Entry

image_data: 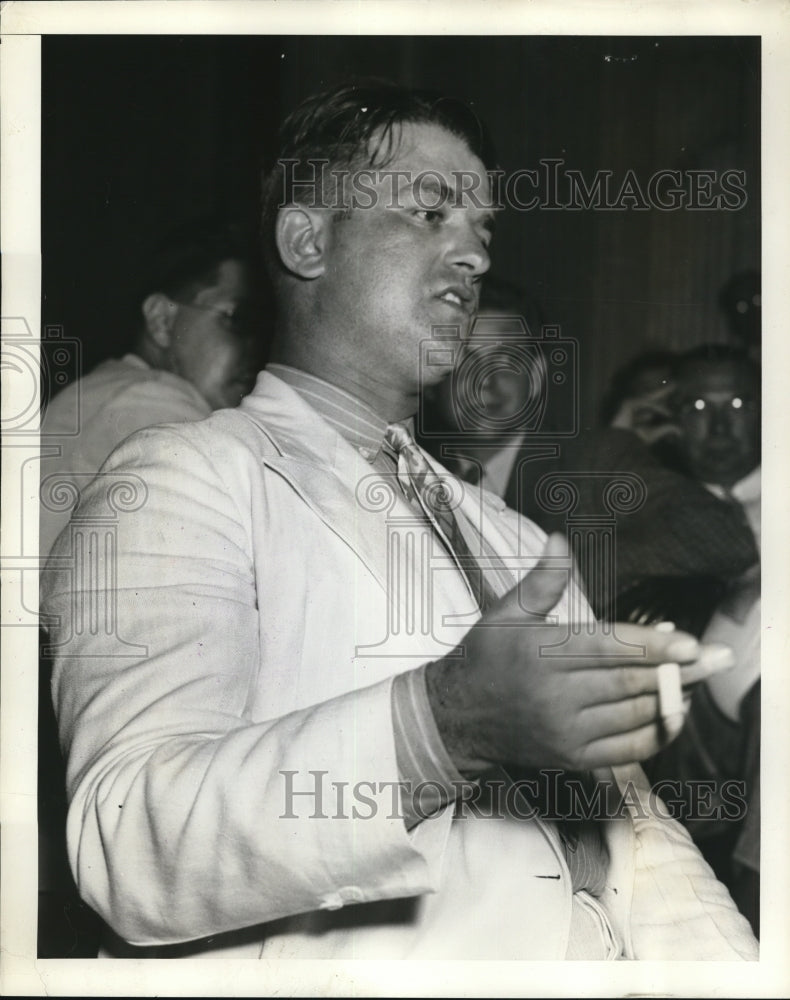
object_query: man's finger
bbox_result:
[578,718,679,769]
[560,622,703,666]
[578,691,662,739]
[503,532,571,622]
[565,645,735,704]
[641,423,682,445]
[642,383,676,403]
[678,645,735,685]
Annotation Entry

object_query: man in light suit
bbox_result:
[41,80,758,960]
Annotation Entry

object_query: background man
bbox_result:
[646,343,762,934]
[417,275,548,499]
[422,333,758,632]
[571,347,759,630]
[41,80,757,960]
[672,343,761,544]
[39,216,268,557]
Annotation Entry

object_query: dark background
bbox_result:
[42,34,760,428]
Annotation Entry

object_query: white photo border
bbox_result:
[2,1,789,996]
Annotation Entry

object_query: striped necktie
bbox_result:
[384,420,609,896]
[384,422,498,613]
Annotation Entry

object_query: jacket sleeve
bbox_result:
[41,424,451,947]
[610,763,758,960]
[570,428,758,586]
[96,375,212,456]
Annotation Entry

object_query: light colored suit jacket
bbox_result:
[41,371,757,960]
[40,354,210,557]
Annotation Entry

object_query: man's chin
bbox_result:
[696,459,753,486]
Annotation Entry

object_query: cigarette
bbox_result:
[657,661,684,734]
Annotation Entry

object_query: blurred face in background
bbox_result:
[425,312,542,437]
[674,358,760,487]
[168,259,265,409]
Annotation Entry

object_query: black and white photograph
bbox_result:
[2,1,789,996]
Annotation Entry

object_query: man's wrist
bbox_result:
[391,665,473,829]
[424,656,491,777]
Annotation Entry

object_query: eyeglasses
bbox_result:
[168,298,254,334]
[677,396,758,417]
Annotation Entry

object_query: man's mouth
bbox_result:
[436,286,474,314]
[705,439,738,456]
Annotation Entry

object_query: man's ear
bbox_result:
[141,293,176,347]
[275,206,331,279]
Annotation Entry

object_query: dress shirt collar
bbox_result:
[267,363,413,462]
[730,464,761,504]
[478,432,526,499]
[704,463,761,504]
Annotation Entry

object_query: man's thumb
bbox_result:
[511,533,571,621]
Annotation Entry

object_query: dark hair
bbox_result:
[673,342,761,389]
[261,78,498,275]
[119,215,265,353]
[135,215,258,304]
[600,349,678,424]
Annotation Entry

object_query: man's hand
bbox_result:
[425,534,734,775]
[611,384,681,446]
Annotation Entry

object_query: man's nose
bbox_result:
[447,225,491,277]
[709,403,734,436]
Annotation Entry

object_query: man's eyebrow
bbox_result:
[408,175,500,219]
[410,175,451,203]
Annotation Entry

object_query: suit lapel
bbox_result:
[238,373,474,614]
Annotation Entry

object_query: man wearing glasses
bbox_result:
[39,216,266,558]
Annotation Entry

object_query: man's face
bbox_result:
[316,121,494,396]
[674,359,760,487]
[169,258,264,409]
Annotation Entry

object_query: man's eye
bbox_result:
[220,304,254,331]
[414,209,444,223]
